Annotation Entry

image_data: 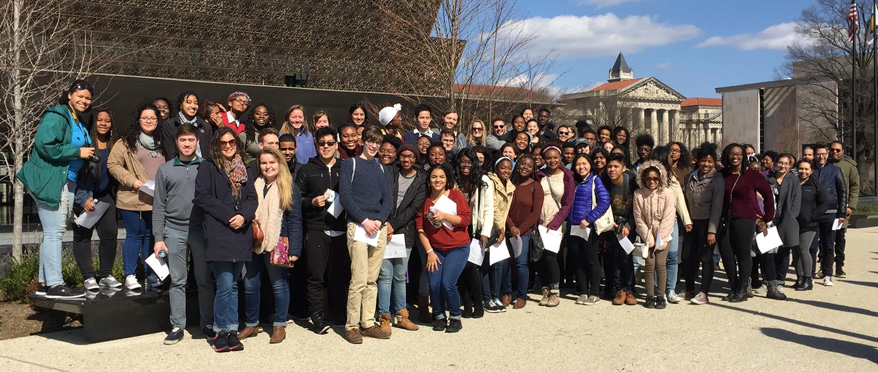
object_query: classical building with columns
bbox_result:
[558,53,722,150]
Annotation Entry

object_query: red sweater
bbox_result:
[506,180,544,236]
[416,189,472,250]
[722,168,775,221]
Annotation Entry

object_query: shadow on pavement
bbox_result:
[711,302,878,344]
[785,298,878,317]
[761,328,878,363]
[838,279,878,289]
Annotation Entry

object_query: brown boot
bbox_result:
[269,326,286,344]
[547,289,560,307]
[238,326,260,339]
[625,290,637,305]
[612,290,626,306]
[417,296,432,323]
[394,309,419,331]
[379,313,393,335]
[360,325,391,339]
[345,328,363,344]
[513,298,526,309]
[539,287,550,306]
[500,294,512,307]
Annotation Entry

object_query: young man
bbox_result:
[580,127,598,148]
[222,91,251,136]
[153,123,215,344]
[296,127,350,335]
[486,118,509,151]
[279,134,299,179]
[829,140,859,277]
[161,91,213,161]
[634,134,655,170]
[813,144,847,286]
[597,126,613,144]
[561,142,576,168]
[340,126,394,344]
[802,146,814,161]
[537,107,554,132]
[557,124,576,143]
[402,104,440,144]
[440,129,457,155]
[600,153,639,305]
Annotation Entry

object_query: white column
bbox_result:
[670,110,678,143]
[661,110,670,144]
[650,109,658,138]
[638,108,646,132]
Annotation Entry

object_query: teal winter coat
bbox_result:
[16,105,81,208]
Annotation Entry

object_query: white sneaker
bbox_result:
[753,284,767,294]
[125,275,142,290]
[823,276,834,287]
[667,292,682,303]
[100,275,123,289]
[494,299,507,312]
[83,277,99,291]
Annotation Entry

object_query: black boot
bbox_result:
[728,291,747,303]
[793,276,803,289]
[766,280,786,300]
[795,276,808,291]
[804,276,814,291]
[462,304,473,318]
[742,278,754,298]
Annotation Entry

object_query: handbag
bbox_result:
[252,219,265,248]
[591,178,615,235]
[270,236,295,268]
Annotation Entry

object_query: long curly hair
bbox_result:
[123,104,163,155]
[210,126,248,170]
[245,103,277,145]
[454,148,487,200]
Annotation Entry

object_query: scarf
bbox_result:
[227,154,247,197]
[138,132,160,158]
[253,177,283,254]
[340,146,362,159]
[178,111,198,126]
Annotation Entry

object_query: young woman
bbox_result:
[511,115,527,133]
[377,144,425,332]
[417,165,472,333]
[521,108,534,122]
[441,110,467,153]
[763,153,799,300]
[73,108,121,291]
[349,103,369,127]
[465,120,487,148]
[416,136,432,167]
[108,104,165,291]
[602,141,615,153]
[794,159,828,291]
[591,148,609,177]
[427,144,447,170]
[718,144,775,303]
[536,144,575,307]
[280,105,315,164]
[613,126,631,164]
[194,127,257,352]
[526,120,541,147]
[513,131,531,155]
[338,123,363,160]
[482,157,515,312]
[498,143,518,161]
[472,146,492,172]
[202,100,225,130]
[240,148,303,344]
[633,160,676,309]
[567,154,610,305]
[453,149,493,318]
[648,146,692,303]
[668,141,692,184]
[152,97,172,122]
[681,143,724,305]
[18,80,95,298]
[310,110,332,133]
[503,155,543,309]
[244,104,276,159]
[532,146,544,169]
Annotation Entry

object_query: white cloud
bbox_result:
[656,62,671,69]
[698,22,804,51]
[501,72,564,97]
[577,0,648,8]
[503,14,701,60]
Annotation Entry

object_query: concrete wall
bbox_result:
[763,85,798,154]
[720,89,760,148]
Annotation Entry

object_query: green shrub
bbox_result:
[0,253,40,302]
[853,204,878,214]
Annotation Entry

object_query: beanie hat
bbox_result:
[398,144,419,162]
[379,103,402,126]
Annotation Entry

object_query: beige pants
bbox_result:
[346,223,387,330]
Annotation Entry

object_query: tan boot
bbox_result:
[379,313,393,335]
[547,289,560,307]
[238,326,260,339]
[417,296,432,323]
[394,309,419,331]
[539,287,550,306]
[269,326,285,344]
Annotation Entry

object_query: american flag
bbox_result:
[849,0,859,43]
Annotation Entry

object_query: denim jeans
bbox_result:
[212,261,244,332]
[120,209,154,277]
[428,245,468,320]
[665,218,680,295]
[481,246,510,302]
[34,180,74,287]
[244,252,290,327]
[502,235,530,300]
[377,247,412,315]
[164,227,206,329]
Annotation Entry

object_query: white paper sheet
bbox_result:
[328,200,344,218]
[832,218,844,231]
[139,180,155,197]
[618,235,636,254]
[145,253,169,281]
[353,224,379,246]
[467,239,484,266]
[432,194,458,230]
[488,240,511,265]
[74,200,111,229]
[510,236,523,258]
[755,226,784,253]
[537,225,563,253]
[324,189,337,203]
[570,225,591,241]
[384,234,407,259]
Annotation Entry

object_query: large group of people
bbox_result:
[19,80,860,351]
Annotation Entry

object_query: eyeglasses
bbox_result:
[219,139,237,148]
[670,149,681,154]
[234,98,250,105]
[646,177,660,182]
[140,117,158,123]
[472,127,483,131]
[317,140,337,147]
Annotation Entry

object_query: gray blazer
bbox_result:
[770,173,801,247]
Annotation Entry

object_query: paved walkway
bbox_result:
[1,228,877,371]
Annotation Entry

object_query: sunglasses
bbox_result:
[493,125,505,129]
[472,127,484,131]
[317,140,337,147]
[219,139,237,148]
[830,148,842,153]
[646,177,660,182]
[558,131,570,135]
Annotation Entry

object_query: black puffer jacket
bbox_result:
[797,177,829,232]
[295,156,346,231]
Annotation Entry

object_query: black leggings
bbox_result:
[72,194,117,279]
[681,219,716,294]
[457,262,483,306]
[539,251,560,289]
[568,234,600,296]
[718,218,756,292]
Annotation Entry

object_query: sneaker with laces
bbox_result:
[227,331,243,351]
[345,328,363,344]
[124,275,142,290]
[584,295,600,306]
[575,294,588,305]
[753,284,767,295]
[612,290,626,305]
[100,275,123,289]
[624,290,637,305]
[35,284,47,297]
[484,300,501,313]
[655,296,667,309]
[445,318,462,333]
[432,318,447,332]
[360,325,391,339]
[45,284,86,299]
[83,277,99,291]
[213,332,229,352]
[823,276,834,287]
[666,292,682,303]
[493,299,507,312]
[690,292,709,305]
[164,327,184,345]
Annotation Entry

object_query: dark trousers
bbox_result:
[816,215,837,276]
[568,234,600,296]
[457,262,484,307]
[834,227,847,268]
[774,246,791,284]
[755,251,777,283]
[71,194,117,279]
[602,232,634,292]
[682,219,716,294]
[539,250,560,289]
[304,230,350,319]
[718,218,756,292]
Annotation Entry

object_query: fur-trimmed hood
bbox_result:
[636,160,669,189]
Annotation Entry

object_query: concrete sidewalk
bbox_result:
[1,228,877,371]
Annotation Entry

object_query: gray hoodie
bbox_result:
[153,156,204,241]
[683,167,725,234]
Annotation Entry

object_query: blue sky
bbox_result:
[513,0,813,98]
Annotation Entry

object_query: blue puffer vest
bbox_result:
[567,173,611,225]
